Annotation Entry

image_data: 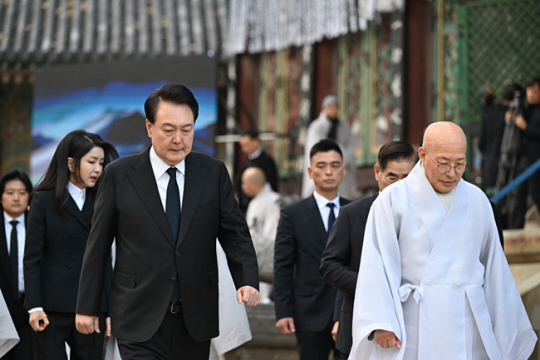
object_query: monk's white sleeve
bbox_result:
[480,214,536,360]
[348,196,405,360]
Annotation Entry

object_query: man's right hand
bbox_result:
[75,314,100,334]
[29,311,49,332]
[374,329,401,349]
[331,321,339,341]
[275,317,296,335]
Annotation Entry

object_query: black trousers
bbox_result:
[334,349,349,360]
[511,179,528,229]
[2,297,33,360]
[528,166,540,215]
[117,303,210,360]
[295,325,334,360]
[31,312,106,360]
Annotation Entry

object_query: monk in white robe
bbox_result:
[208,241,252,359]
[349,122,536,360]
[0,290,19,357]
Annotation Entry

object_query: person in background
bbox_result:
[274,139,350,360]
[24,130,118,360]
[512,77,540,228]
[319,141,417,360]
[0,169,33,360]
[236,130,279,213]
[478,86,512,193]
[302,95,359,200]
[242,167,281,303]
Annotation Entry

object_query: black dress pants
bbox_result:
[295,323,334,360]
[31,311,106,360]
[117,303,210,360]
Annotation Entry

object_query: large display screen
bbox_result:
[31,56,216,183]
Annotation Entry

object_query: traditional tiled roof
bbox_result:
[0,0,228,65]
[227,0,405,54]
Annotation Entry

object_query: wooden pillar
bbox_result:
[405,0,434,146]
[314,39,339,115]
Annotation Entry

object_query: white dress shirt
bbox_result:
[247,147,262,160]
[149,146,185,211]
[67,182,86,210]
[4,211,25,294]
[312,191,340,233]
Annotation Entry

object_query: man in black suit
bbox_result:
[236,130,279,213]
[75,84,260,359]
[319,141,417,360]
[274,139,350,360]
[0,169,33,360]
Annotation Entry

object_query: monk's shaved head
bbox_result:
[243,167,266,187]
[419,121,467,193]
[422,121,467,151]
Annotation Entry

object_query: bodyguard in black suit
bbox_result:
[0,170,33,360]
[274,139,350,360]
[76,84,260,360]
[24,130,118,360]
[319,141,417,360]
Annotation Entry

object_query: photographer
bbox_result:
[479,86,511,192]
[511,77,540,228]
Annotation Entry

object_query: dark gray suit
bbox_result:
[274,195,350,360]
[76,148,259,343]
[319,193,378,357]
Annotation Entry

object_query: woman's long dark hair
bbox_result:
[34,130,119,213]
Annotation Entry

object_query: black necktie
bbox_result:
[327,203,335,235]
[166,167,181,241]
[9,220,19,298]
[166,168,181,304]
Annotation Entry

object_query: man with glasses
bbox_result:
[348,122,536,359]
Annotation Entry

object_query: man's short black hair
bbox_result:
[144,84,199,124]
[527,77,540,89]
[309,139,343,160]
[0,169,33,208]
[377,141,418,171]
[241,129,260,140]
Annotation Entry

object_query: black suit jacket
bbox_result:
[274,195,350,332]
[0,211,28,325]
[237,149,279,212]
[522,105,540,164]
[24,190,111,314]
[76,149,259,342]
[319,193,378,354]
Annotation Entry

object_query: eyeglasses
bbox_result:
[424,149,468,174]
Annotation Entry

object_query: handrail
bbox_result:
[491,158,540,203]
